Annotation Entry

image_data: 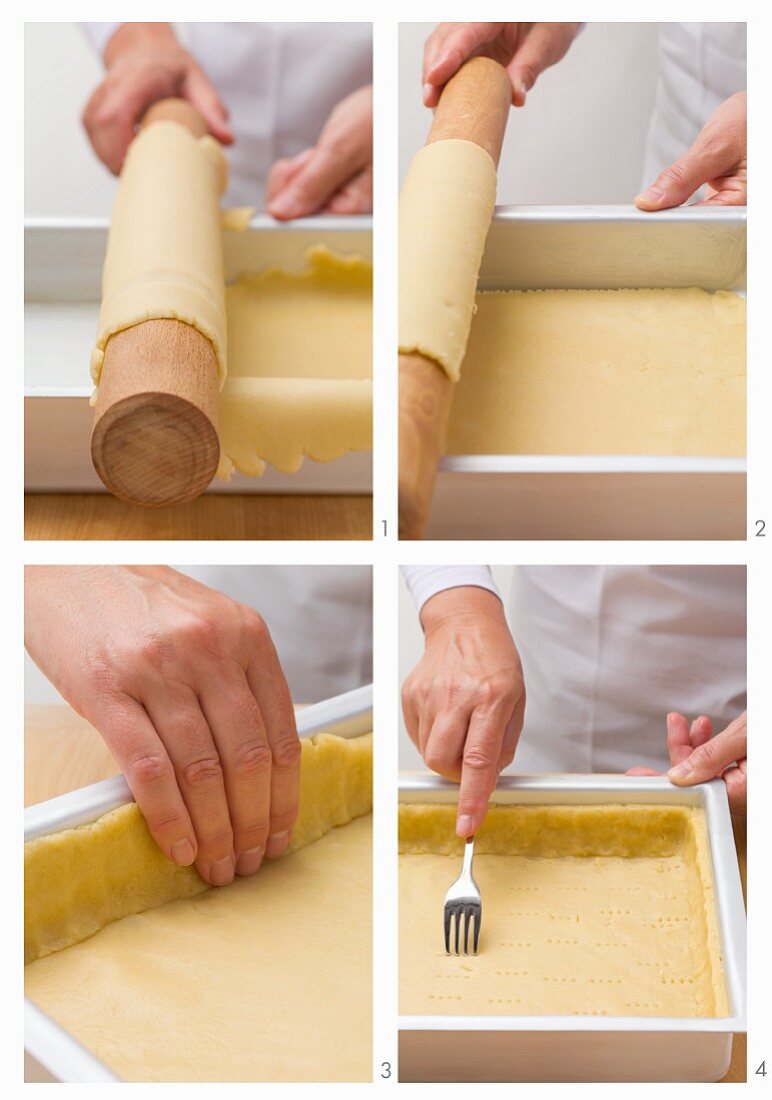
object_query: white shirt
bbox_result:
[181,566,372,705]
[82,23,373,207]
[643,22,746,185]
[403,566,745,774]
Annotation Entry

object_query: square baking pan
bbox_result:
[398,773,746,1083]
[24,215,372,494]
[24,684,373,1083]
[427,205,746,540]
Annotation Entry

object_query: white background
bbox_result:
[399,22,659,202]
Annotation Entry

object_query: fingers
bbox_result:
[183,64,234,145]
[265,149,314,205]
[456,706,508,837]
[723,758,747,814]
[103,698,197,868]
[506,22,576,106]
[267,143,362,220]
[324,166,373,214]
[422,712,470,782]
[198,671,272,878]
[668,713,747,786]
[145,689,235,886]
[635,92,746,211]
[244,614,301,860]
[422,23,504,106]
[83,65,175,174]
[625,766,662,776]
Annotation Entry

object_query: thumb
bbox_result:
[668,716,746,786]
[183,66,234,145]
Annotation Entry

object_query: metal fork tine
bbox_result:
[472,908,480,954]
[463,907,470,955]
[444,905,451,954]
[454,907,460,954]
[443,835,481,957]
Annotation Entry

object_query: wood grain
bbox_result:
[24,493,372,541]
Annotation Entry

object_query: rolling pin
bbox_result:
[91,99,221,508]
[398,58,511,539]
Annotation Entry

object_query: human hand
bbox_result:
[266,84,373,220]
[422,22,581,108]
[401,587,525,837]
[635,92,747,211]
[25,566,300,885]
[626,711,746,814]
[82,22,234,175]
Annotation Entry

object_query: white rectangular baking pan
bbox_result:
[426,206,746,540]
[24,684,373,1083]
[24,216,372,494]
[398,773,746,1083]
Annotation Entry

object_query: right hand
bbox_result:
[82,22,234,174]
[25,566,300,887]
[401,587,526,837]
[422,22,581,107]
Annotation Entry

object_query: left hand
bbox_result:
[627,711,746,814]
[266,84,373,220]
[635,91,747,211]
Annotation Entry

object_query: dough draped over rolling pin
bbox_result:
[398,138,497,382]
[25,732,372,963]
[90,120,228,388]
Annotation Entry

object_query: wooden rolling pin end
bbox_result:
[398,352,454,539]
[91,319,221,508]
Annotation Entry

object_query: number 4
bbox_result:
[756,1060,767,1076]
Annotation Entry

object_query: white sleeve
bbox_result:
[401,566,500,615]
[80,23,122,59]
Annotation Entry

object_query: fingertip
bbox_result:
[456,813,475,838]
[170,838,196,866]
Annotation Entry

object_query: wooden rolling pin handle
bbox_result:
[91,98,221,509]
[399,58,511,539]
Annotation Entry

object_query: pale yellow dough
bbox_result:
[447,287,746,457]
[25,732,372,963]
[399,139,497,381]
[25,733,372,1082]
[399,803,727,1019]
[218,247,373,477]
[90,121,228,386]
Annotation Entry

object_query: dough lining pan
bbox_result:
[24,685,372,1083]
[24,216,372,494]
[398,773,746,1082]
[427,206,746,540]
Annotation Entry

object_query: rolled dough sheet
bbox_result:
[26,732,372,963]
[399,803,727,1018]
[446,287,746,457]
[26,814,372,1082]
[218,247,373,477]
[90,120,228,386]
[399,139,497,382]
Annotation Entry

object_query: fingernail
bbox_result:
[209,855,235,886]
[236,847,264,876]
[422,82,434,103]
[170,839,195,866]
[668,761,693,781]
[519,81,529,98]
[266,831,290,859]
[456,814,474,837]
[636,186,664,206]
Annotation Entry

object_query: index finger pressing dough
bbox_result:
[90,119,372,479]
[25,734,372,1082]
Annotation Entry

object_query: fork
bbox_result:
[443,836,481,955]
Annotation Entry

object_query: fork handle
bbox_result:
[462,836,475,874]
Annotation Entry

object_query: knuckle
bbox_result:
[181,754,223,788]
[464,747,497,771]
[231,740,272,778]
[659,162,689,189]
[233,819,269,848]
[198,827,233,854]
[271,734,302,770]
[270,806,299,833]
[128,752,173,788]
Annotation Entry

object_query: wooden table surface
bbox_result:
[25,493,372,541]
[24,705,746,1082]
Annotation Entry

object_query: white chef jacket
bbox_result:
[82,22,373,206]
[180,566,372,705]
[402,565,746,774]
[643,22,746,185]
